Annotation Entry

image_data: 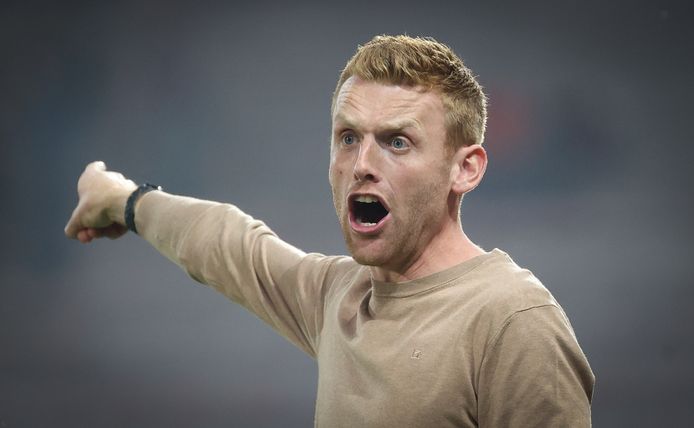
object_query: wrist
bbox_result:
[124,183,162,234]
[107,186,137,226]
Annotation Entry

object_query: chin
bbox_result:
[351,252,382,267]
[346,241,389,267]
[341,221,391,267]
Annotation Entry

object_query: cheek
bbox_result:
[329,165,345,205]
[402,172,449,211]
[329,161,346,184]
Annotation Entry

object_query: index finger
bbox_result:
[64,202,84,239]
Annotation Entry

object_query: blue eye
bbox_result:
[342,134,355,145]
[391,137,408,150]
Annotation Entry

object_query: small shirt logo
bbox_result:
[411,348,423,360]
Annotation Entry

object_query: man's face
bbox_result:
[329,77,456,273]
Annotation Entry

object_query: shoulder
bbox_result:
[467,248,561,319]
[291,253,369,296]
[469,251,595,421]
[449,249,580,362]
[288,253,361,282]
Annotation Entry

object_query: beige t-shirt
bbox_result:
[138,192,594,427]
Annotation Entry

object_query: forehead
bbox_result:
[332,77,445,129]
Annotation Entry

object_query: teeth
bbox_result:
[355,195,379,203]
[359,221,377,226]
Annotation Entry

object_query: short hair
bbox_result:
[332,35,488,148]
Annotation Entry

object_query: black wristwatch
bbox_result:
[125,183,162,234]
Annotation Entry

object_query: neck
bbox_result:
[369,221,485,283]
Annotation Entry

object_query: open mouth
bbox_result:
[350,195,390,227]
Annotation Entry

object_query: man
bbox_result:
[65,35,594,426]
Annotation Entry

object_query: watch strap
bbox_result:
[125,183,162,234]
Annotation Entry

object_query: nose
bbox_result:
[353,137,380,182]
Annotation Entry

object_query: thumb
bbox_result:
[87,160,107,172]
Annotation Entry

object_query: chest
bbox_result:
[314,290,480,427]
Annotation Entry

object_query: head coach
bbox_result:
[65,35,594,427]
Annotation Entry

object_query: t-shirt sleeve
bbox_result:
[477,304,595,427]
[135,190,346,358]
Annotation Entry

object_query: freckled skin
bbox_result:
[329,77,460,281]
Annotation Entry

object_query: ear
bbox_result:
[450,144,488,195]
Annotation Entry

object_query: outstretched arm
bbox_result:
[64,161,349,357]
[64,161,137,243]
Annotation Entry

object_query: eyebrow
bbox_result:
[333,114,423,134]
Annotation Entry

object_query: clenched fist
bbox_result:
[64,161,138,243]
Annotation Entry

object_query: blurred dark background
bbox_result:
[2,0,693,426]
